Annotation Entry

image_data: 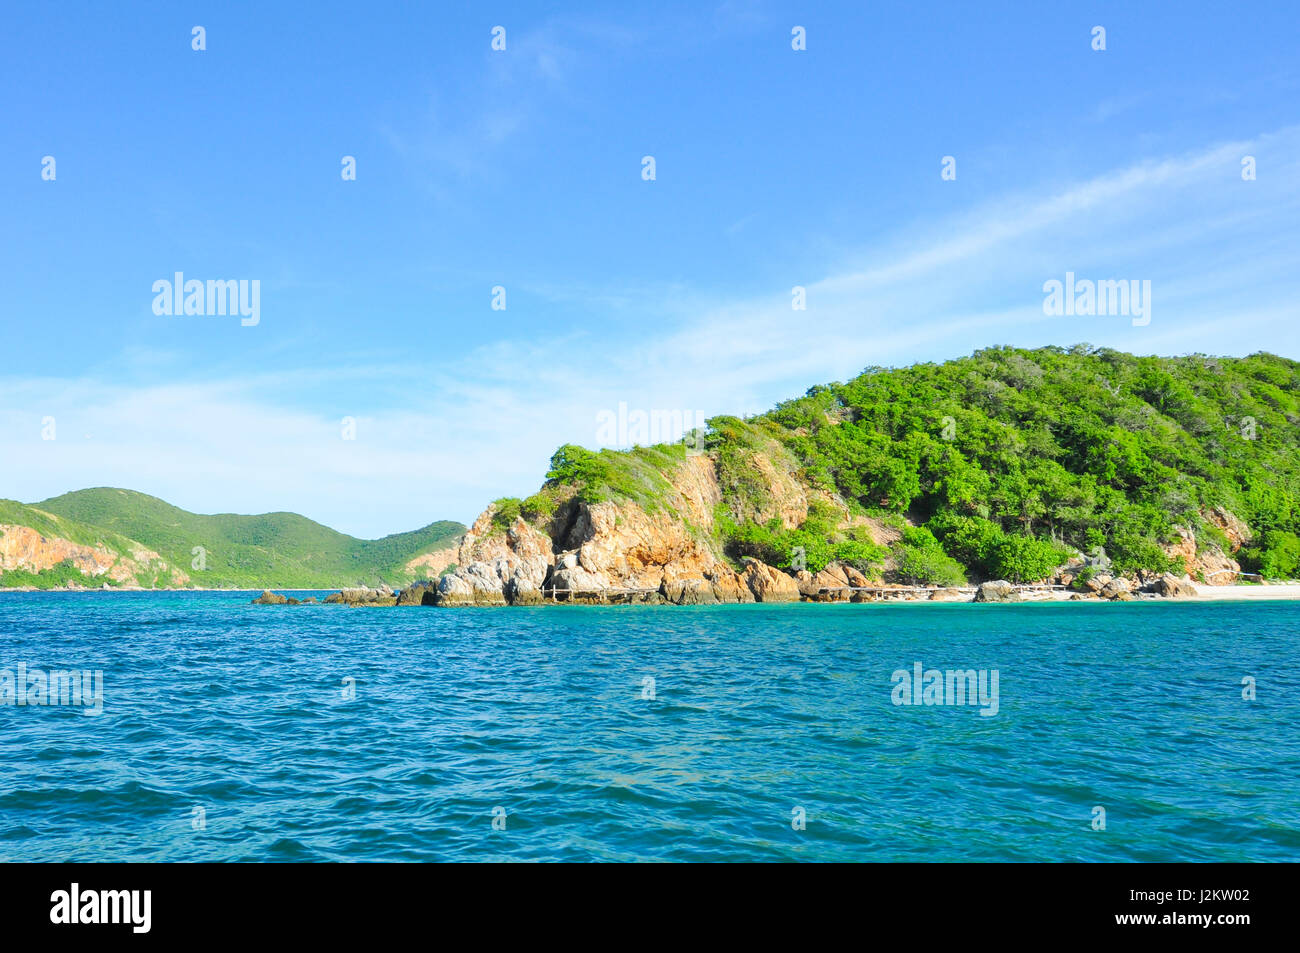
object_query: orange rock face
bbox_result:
[0,524,187,585]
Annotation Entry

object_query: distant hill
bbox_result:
[0,488,464,589]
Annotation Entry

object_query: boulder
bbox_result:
[841,564,872,588]
[251,590,288,605]
[974,580,1021,603]
[504,562,550,605]
[509,555,550,591]
[506,580,546,606]
[1084,573,1113,594]
[1098,578,1133,601]
[796,566,852,601]
[436,564,507,606]
[741,559,801,603]
[549,564,611,594]
[929,588,965,602]
[708,571,756,604]
[812,565,851,601]
[338,587,384,604]
[435,572,477,606]
[1151,573,1198,599]
[661,577,719,605]
[397,581,437,606]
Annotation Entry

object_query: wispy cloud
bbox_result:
[5,127,1298,535]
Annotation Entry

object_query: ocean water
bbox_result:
[0,592,1297,862]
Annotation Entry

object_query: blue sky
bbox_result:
[2,1,1298,536]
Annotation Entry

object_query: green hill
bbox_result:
[0,498,190,588]
[513,345,1300,584]
[724,345,1300,581]
[1,488,464,589]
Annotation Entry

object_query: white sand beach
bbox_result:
[1191,584,1300,601]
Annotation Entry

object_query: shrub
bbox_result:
[985,534,1070,583]
[894,543,967,586]
[893,527,966,586]
[490,497,522,531]
[1239,530,1300,579]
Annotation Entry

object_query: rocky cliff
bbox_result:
[0,522,189,588]
[418,441,1239,606]
[433,455,766,605]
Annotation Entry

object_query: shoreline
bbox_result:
[8,584,1300,603]
[1188,583,1300,601]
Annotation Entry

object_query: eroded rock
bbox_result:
[1151,573,1198,598]
[974,580,1021,603]
[741,558,801,602]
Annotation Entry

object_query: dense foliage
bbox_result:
[521,347,1299,583]
[717,500,888,576]
[734,345,1300,580]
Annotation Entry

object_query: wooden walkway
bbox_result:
[539,583,1070,602]
[1203,569,1264,581]
[814,584,1067,597]
[542,587,660,603]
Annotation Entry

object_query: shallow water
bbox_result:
[1,592,1297,861]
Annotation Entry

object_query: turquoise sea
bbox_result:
[0,592,1296,862]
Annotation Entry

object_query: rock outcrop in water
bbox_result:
[322,585,397,606]
[427,495,757,606]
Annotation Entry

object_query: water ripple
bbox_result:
[0,592,1297,861]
